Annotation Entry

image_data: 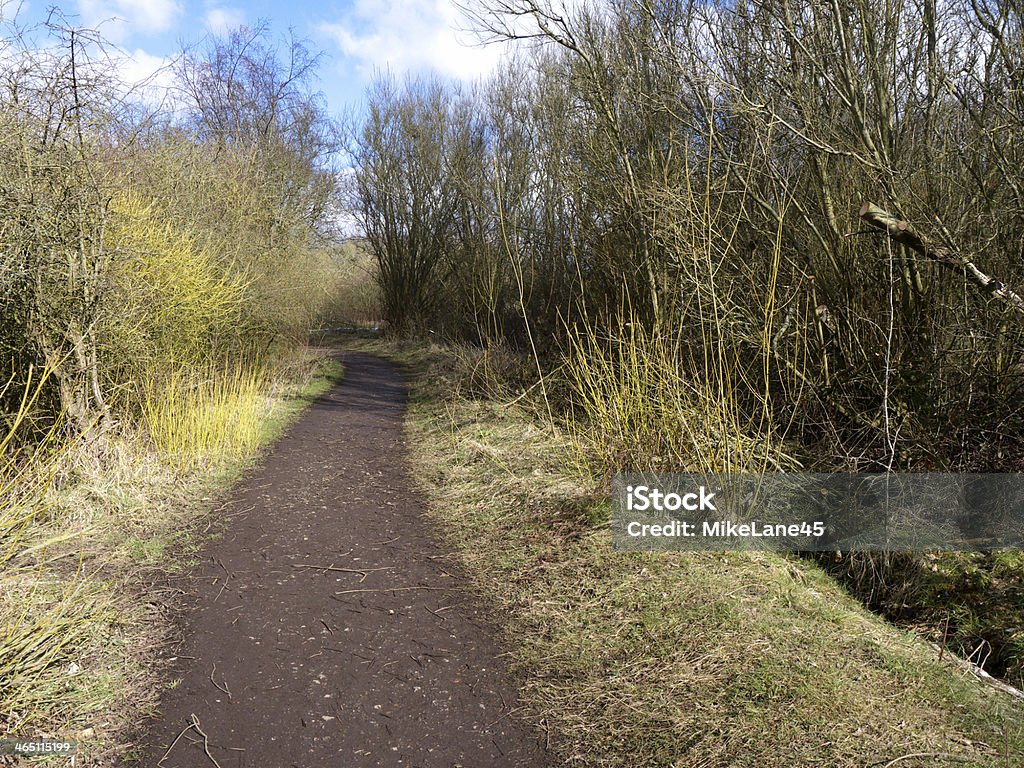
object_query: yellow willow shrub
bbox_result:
[102,194,250,382]
[563,315,793,477]
[140,364,275,470]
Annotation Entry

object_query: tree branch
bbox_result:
[859,202,1024,316]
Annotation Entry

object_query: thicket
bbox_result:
[352,1,1024,686]
[0,18,340,439]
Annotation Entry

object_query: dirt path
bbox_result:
[124,352,551,768]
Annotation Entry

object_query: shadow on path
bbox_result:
[124,351,551,768]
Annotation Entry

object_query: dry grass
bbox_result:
[391,343,1024,768]
[0,368,114,750]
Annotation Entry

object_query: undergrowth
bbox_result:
[826,550,1024,691]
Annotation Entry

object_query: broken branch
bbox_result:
[859,202,1024,316]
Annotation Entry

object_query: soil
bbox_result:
[122,351,551,768]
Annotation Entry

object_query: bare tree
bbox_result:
[352,76,468,335]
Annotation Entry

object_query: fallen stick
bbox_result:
[209,663,231,699]
[189,714,224,768]
[291,564,393,574]
[291,564,395,583]
[333,586,461,596]
[928,641,1024,703]
[157,714,224,768]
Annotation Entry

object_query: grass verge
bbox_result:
[369,339,1023,768]
[0,348,342,765]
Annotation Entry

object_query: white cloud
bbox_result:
[319,0,505,83]
[204,6,244,35]
[114,47,177,107]
[116,47,171,86]
[77,0,181,43]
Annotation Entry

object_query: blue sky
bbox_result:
[0,0,513,119]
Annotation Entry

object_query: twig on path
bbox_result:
[424,605,450,623]
[209,663,231,699]
[483,703,534,733]
[196,503,254,534]
[212,558,231,602]
[189,713,224,768]
[157,714,224,768]
[291,564,394,583]
[336,549,354,558]
[157,721,196,766]
[332,586,462,597]
[209,503,255,522]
